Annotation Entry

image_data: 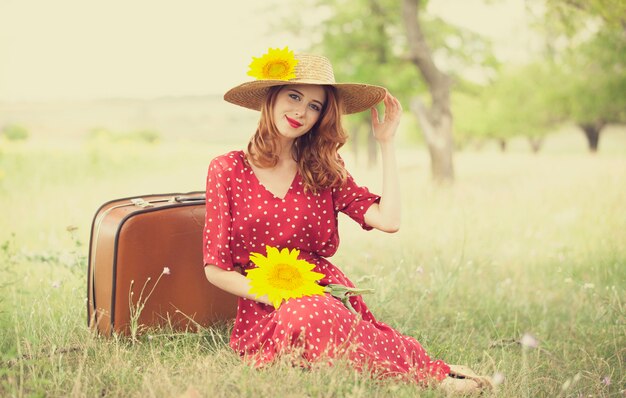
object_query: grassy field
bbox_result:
[0,128,625,397]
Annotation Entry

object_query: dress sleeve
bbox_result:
[332,171,381,231]
[203,159,235,271]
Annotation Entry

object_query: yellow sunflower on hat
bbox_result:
[246,246,325,309]
[247,47,299,81]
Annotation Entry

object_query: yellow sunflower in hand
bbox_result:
[246,246,325,309]
[247,47,299,81]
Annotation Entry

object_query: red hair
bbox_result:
[246,85,348,193]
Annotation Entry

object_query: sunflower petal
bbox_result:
[266,245,280,258]
[289,248,300,260]
[249,252,269,268]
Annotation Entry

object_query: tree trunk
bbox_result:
[410,98,454,181]
[366,0,387,169]
[498,139,507,152]
[528,137,544,153]
[403,0,454,183]
[579,122,605,152]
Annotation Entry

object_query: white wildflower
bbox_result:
[520,333,539,349]
[562,379,571,391]
[163,266,171,275]
[492,372,505,386]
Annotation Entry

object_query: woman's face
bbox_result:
[272,84,326,140]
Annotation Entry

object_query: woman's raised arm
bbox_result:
[364,92,402,233]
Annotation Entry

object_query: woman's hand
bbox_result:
[371,92,402,144]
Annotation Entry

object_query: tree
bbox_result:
[539,0,626,151]
[277,0,495,180]
[402,0,453,181]
[454,61,563,153]
[555,29,626,151]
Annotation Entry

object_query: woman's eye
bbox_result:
[288,93,300,101]
[309,104,321,112]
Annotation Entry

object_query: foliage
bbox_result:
[451,92,490,147]
[454,62,563,145]
[543,0,626,35]
[532,0,626,126]
[455,0,626,149]
[1,124,29,142]
[554,28,626,125]
[276,0,497,134]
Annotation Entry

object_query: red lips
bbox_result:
[285,116,303,128]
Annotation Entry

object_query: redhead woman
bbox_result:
[203,48,492,394]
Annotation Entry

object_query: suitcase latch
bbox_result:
[130,198,154,208]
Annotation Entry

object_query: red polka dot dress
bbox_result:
[203,150,450,384]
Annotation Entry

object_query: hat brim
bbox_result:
[224,79,387,115]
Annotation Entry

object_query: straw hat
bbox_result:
[224,52,387,115]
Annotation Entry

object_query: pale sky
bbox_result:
[0,0,538,101]
[429,0,541,62]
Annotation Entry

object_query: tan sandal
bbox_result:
[439,364,494,395]
[439,377,483,395]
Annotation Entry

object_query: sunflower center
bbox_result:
[268,263,303,290]
[263,61,290,79]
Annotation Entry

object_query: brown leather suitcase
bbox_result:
[87,192,238,336]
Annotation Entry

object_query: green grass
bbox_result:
[1,129,625,397]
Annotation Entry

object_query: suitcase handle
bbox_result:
[170,195,206,203]
[129,195,206,208]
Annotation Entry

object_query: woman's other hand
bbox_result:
[371,92,402,143]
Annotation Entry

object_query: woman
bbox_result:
[203,48,491,393]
